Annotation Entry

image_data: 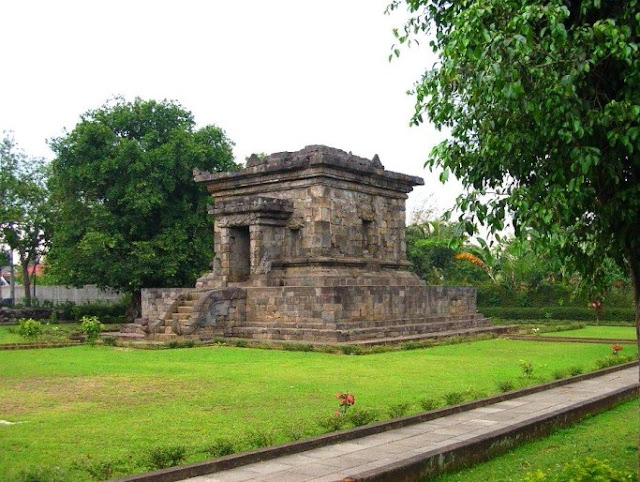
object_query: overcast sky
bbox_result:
[1,0,463,217]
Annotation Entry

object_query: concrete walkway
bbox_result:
[184,366,638,482]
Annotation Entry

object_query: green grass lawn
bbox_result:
[0,338,637,480]
[543,325,637,340]
[430,397,639,481]
[0,325,24,344]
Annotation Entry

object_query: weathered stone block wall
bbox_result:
[195,288,246,327]
[317,184,408,263]
[141,288,193,322]
[245,285,477,325]
[222,183,409,265]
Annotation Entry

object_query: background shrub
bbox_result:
[479,306,635,323]
[57,299,128,323]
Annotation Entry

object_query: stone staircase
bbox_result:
[116,292,205,342]
[150,291,204,340]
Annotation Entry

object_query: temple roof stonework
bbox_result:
[193,145,425,194]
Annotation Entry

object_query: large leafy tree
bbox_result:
[389,1,640,341]
[0,133,52,306]
[48,98,239,317]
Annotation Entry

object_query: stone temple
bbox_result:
[133,145,494,343]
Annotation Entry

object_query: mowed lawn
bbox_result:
[432,397,639,481]
[0,339,636,480]
[543,325,637,340]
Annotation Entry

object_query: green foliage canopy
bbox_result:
[47,98,239,305]
[0,133,52,305]
[389,1,640,323]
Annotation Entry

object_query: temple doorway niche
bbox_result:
[228,226,251,282]
[362,219,377,258]
[287,227,302,258]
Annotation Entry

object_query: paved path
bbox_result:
[184,366,638,482]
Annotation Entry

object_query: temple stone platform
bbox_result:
[125,146,494,343]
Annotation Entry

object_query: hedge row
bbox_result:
[0,301,127,324]
[479,305,635,322]
[55,301,127,323]
[476,283,633,308]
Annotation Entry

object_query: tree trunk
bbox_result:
[20,263,31,307]
[125,290,142,322]
[626,249,640,476]
[629,253,640,367]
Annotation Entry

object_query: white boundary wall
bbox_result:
[0,284,123,304]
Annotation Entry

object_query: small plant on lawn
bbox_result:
[595,355,634,369]
[336,392,355,415]
[588,299,604,325]
[387,402,412,418]
[611,344,623,356]
[519,359,534,378]
[83,460,117,480]
[496,380,516,392]
[245,429,275,449]
[464,388,487,400]
[318,392,356,432]
[80,316,103,344]
[443,391,466,405]
[531,327,540,336]
[146,445,187,470]
[401,340,423,350]
[569,365,584,376]
[17,318,43,341]
[318,413,346,432]
[347,407,379,427]
[552,369,569,380]
[285,423,307,441]
[522,455,634,481]
[16,465,69,482]
[282,343,314,352]
[207,438,235,457]
[339,345,361,355]
[419,397,439,411]
[102,336,117,346]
